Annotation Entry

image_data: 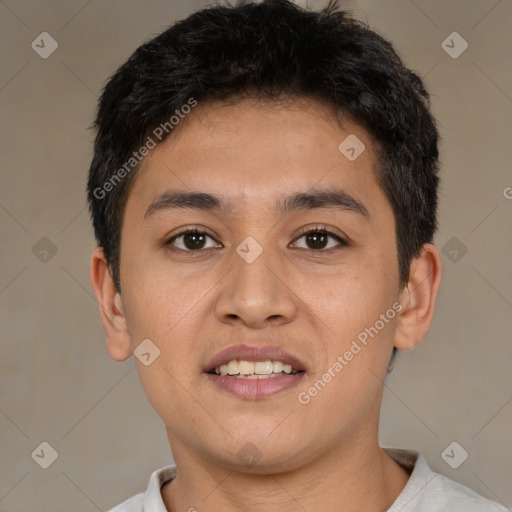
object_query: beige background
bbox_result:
[1,0,511,510]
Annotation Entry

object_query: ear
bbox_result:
[90,247,132,362]
[394,243,442,351]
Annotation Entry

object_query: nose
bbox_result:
[214,241,297,329]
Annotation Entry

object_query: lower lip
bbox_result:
[205,373,305,399]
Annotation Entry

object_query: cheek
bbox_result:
[120,252,194,334]
[306,267,384,331]
[133,360,201,439]
[120,264,214,386]
[303,264,398,374]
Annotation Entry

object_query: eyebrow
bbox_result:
[144,187,370,220]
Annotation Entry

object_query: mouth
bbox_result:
[204,344,306,399]
[209,359,300,378]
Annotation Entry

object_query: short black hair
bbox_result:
[87,0,440,295]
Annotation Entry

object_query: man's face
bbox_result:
[117,98,402,472]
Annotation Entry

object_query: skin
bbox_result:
[91,98,441,512]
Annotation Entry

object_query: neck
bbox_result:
[162,436,410,512]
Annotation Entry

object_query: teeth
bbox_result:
[238,360,255,375]
[235,374,278,379]
[255,361,273,374]
[227,360,239,375]
[213,359,299,377]
[273,361,284,373]
[283,364,293,374]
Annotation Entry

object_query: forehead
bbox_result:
[125,98,390,220]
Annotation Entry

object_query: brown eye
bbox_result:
[292,229,347,252]
[305,231,329,249]
[166,229,220,251]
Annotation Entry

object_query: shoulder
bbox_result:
[417,472,509,511]
[106,492,144,512]
[105,465,177,512]
[429,473,508,512]
[384,447,509,512]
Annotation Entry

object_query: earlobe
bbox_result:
[89,247,132,362]
[394,243,442,351]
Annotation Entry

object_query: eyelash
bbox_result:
[164,225,348,254]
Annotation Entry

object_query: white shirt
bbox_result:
[107,447,509,511]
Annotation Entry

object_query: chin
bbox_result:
[209,433,311,475]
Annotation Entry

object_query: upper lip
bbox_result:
[204,344,307,373]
